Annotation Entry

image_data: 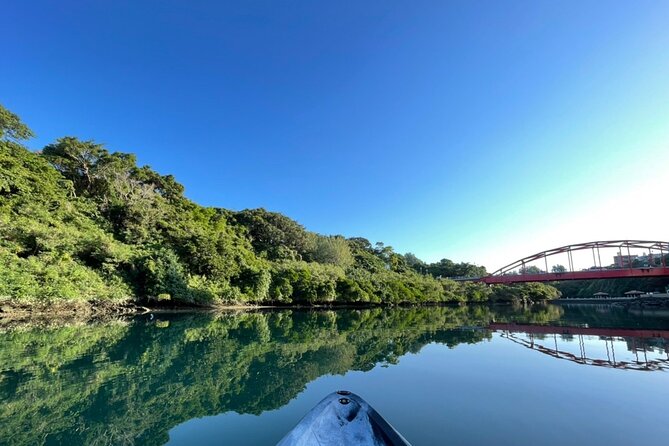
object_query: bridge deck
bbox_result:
[480,267,669,284]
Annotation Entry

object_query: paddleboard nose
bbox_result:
[276,391,411,446]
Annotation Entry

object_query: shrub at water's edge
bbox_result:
[0,104,559,306]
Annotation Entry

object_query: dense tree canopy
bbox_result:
[0,104,560,306]
[231,208,314,261]
[554,277,669,298]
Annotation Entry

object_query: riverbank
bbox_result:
[553,297,637,304]
[0,299,439,321]
[554,296,669,308]
[0,299,246,330]
[0,297,557,328]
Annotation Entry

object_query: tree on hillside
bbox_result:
[427,258,486,278]
[374,242,394,263]
[307,235,354,269]
[346,237,387,273]
[41,137,188,242]
[42,137,136,197]
[232,208,314,260]
[348,237,373,252]
[519,265,543,275]
[134,166,185,202]
[0,104,34,141]
[403,253,426,269]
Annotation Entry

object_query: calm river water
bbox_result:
[2,304,669,445]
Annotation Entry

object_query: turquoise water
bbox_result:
[2,304,669,445]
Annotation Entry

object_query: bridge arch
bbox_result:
[481,240,669,284]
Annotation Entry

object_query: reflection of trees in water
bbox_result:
[623,337,669,357]
[557,304,669,330]
[489,302,564,324]
[2,304,667,445]
[0,307,492,446]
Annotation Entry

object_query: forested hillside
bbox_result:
[554,277,669,298]
[0,104,559,306]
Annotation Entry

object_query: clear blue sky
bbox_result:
[3,1,669,269]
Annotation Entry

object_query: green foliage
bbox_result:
[42,137,125,197]
[0,140,71,203]
[347,237,387,273]
[232,208,314,261]
[0,104,34,141]
[0,137,133,301]
[270,261,344,303]
[490,282,561,303]
[335,277,370,302]
[417,257,487,278]
[520,265,543,274]
[135,248,190,301]
[0,251,130,301]
[43,137,183,243]
[307,234,354,269]
[403,252,426,270]
[0,103,557,306]
[554,277,669,298]
[459,281,493,302]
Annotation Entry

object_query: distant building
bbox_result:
[613,253,638,268]
[636,253,667,267]
[613,252,668,268]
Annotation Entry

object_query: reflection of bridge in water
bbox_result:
[490,323,669,372]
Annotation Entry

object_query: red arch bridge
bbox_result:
[459,240,669,284]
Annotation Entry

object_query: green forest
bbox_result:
[554,277,669,298]
[0,104,559,306]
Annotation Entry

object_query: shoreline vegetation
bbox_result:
[0,104,561,313]
[0,299,556,329]
[0,298,548,324]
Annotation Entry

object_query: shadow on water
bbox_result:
[1,304,669,445]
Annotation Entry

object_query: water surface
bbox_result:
[2,304,669,445]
